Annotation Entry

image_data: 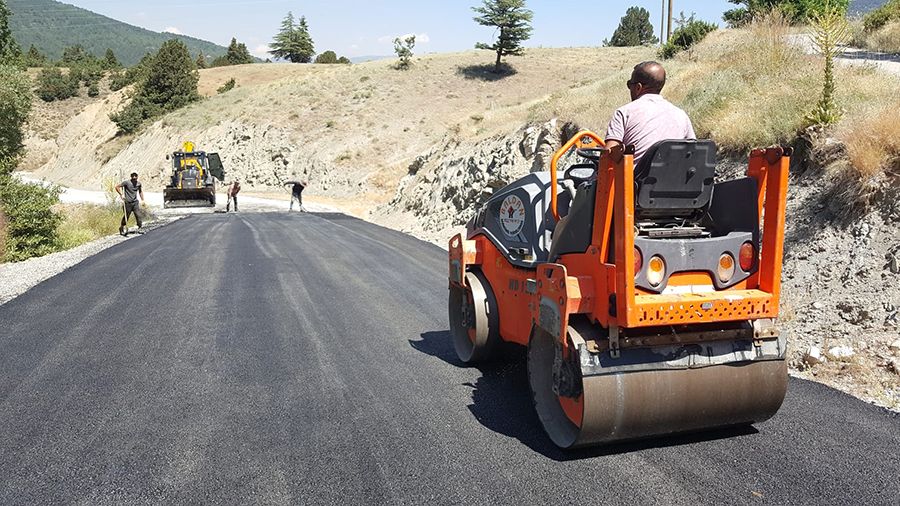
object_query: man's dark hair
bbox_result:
[130,172,138,178]
[632,61,666,92]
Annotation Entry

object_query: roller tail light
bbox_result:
[739,242,755,271]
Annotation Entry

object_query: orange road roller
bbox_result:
[448,131,790,448]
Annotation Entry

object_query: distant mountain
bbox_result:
[349,55,394,64]
[849,0,886,15]
[6,0,234,66]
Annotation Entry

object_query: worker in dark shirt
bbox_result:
[115,172,146,235]
[283,180,307,212]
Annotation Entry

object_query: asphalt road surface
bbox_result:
[1,213,897,505]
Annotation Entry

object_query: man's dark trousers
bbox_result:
[122,201,142,229]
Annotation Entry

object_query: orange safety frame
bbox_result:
[449,131,789,346]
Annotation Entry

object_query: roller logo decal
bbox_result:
[499,194,526,237]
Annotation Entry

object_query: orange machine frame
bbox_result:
[449,131,789,347]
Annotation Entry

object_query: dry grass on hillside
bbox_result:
[169,47,651,175]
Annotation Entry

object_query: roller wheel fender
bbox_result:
[449,270,500,364]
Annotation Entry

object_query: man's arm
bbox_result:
[115,182,124,199]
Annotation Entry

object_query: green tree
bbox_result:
[104,48,120,69]
[0,0,21,65]
[314,50,338,64]
[0,63,32,161]
[110,39,199,134]
[392,36,415,69]
[61,44,91,65]
[225,37,253,65]
[472,0,534,73]
[269,12,315,63]
[338,56,350,64]
[23,44,46,67]
[196,49,207,69]
[723,0,849,27]
[658,13,718,58]
[606,7,658,46]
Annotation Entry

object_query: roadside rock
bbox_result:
[890,339,900,355]
[804,347,826,366]
[829,345,855,359]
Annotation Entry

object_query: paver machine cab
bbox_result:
[448,131,790,448]
[163,142,226,208]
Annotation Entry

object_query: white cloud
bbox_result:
[252,44,270,59]
[163,27,182,35]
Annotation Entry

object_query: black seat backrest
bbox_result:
[634,139,716,217]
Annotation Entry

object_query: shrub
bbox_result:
[87,82,99,97]
[36,67,78,102]
[659,14,718,59]
[315,50,338,64]
[217,78,236,94]
[0,174,63,262]
[863,0,900,33]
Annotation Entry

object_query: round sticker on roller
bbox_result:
[499,194,526,237]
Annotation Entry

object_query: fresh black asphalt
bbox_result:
[0,212,897,505]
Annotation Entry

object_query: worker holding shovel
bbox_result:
[283,180,307,212]
[116,172,146,236]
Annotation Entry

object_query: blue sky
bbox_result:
[60,1,736,59]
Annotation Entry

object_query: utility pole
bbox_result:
[667,0,673,42]
[660,0,666,43]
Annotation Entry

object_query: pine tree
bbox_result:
[104,48,120,69]
[472,0,533,73]
[24,44,46,67]
[196,49,207,69]
[269,12,315,63]
[225,37,253,65]
[0,0,21,65]
[606,7,657,46]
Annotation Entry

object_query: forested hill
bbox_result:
[7,0,228,66]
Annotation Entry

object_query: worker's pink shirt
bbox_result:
[605,93,695,164]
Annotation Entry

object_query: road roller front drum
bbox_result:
[449,270,500,363]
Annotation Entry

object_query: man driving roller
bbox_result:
[604,61,695,165]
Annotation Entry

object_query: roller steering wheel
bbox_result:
[576,147,606,161]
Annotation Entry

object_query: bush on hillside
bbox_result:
[724,0,850,27]
[863,0,900,33]
[314,50,338,64]
[0,174,63,262]
[217,78,236,94]
[0,65,32,161]
[36,67,78,102]
[659,14,718,59]
[87,82,99,97]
